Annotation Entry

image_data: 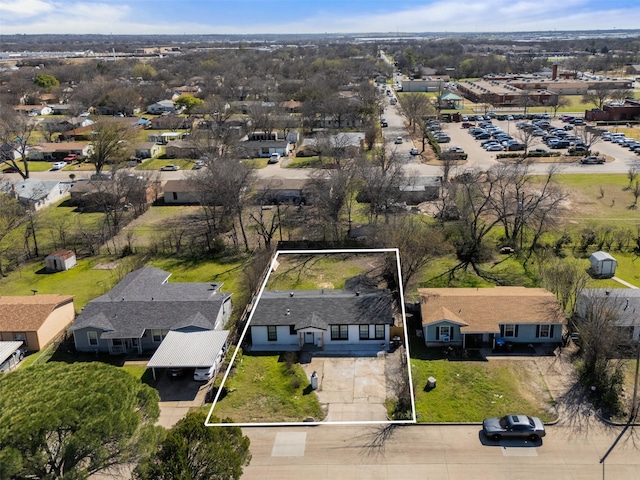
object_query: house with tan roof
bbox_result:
[418,287,565,349]
[0,294,75,352]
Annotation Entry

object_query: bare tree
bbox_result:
[540,258,589,315]
[548,94,570,118]
[582,85,614,110]
[627,167,638,190]
[632,181,640,209]
[87,122,134,174]
[573,125,602,154]
[0,107,38,179]
[0,193,25,276]
[399,93,433,133]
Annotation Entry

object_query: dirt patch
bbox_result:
[93,262,120,270]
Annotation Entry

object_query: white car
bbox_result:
[409,147,419,155]
[268,153,281,164]
[51,161,67,170]
[394,136,403,144]
[194,365,217,381]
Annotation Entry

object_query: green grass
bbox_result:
[409,340,555,422]
[243,158,269,169]
[284,156,325,168]
[265,253,380,290]
[0,257,124,312]
[211,353,324,423]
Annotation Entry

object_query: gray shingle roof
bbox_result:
[251,289,393,327]
[69,266,230,337]
[579,289,640,327]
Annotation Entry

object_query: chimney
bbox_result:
[551,64,558,80]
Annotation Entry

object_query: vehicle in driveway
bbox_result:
[580,156,605,164]
[167,367,185,378]
[160,164,180,171]
[51,161,67,170]
[63,154,78,162]
[394,136,403,144]
[268,153,281,164]
[194,365,216,381]
[483,414,546,441]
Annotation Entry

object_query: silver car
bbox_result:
[483,414,546,441]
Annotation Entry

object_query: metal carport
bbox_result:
[146,330,229,380]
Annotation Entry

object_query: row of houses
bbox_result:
[2,262,638,375]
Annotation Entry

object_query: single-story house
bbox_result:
[249,288,394,354]
[299,132,365,157]
[163,179,200,204]
[418,287,566,349]
[0,179,70,210]
[254,178,308,205]
[0,294,76,352]
[589,251,617,278]
[238,140,292,158]
[147,131,187,145]
[147,100,176,114]
[69,266,232,355]
[576,289,640,343]
[45,249,77,272]
[149,115,191,130]
[132,142,162,159]
[165,140,199,159]
[27,142,92,161]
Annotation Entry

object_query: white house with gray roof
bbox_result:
[0,179,70,210]
[69,266,232,355]
[249,288,393,354]
[577,289,640,343]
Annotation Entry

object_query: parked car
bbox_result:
[485,144,504,151]
[394,136,403,144]
[268,153,281,164]
[580,156,605,165]
[51,161,67,170]
[193,159,205,169]
[167,368,185,379]
[409,147,419,155]
[194,365,217,382]
[435,134,451,143]
[160,164,180,171]
[63,154,78,162]
[380,120,388,127]
[90,172,113,181]
[483,414,546,441]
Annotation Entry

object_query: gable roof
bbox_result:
[250,289,393,327]
[46,249,75,260]
[418,287,565,333]
[0,295,75,331]
[69,266,230,337]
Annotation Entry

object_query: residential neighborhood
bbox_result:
[1,11,640,479]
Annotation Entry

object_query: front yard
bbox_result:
[210,352,325,423]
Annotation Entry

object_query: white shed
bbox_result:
[589,251,617,278]
[45,249,77,272]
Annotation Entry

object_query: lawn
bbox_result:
[408,332,556,423]
[210,353,325,423]
[265,252,388,291]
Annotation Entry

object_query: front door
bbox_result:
[305,332,314,344]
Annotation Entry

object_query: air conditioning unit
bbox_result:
[441,335,450,343]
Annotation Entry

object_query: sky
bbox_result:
[1,0,640,36]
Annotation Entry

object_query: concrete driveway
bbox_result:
[302,356,388,422]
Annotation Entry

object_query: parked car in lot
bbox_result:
[483,414,546,441]
[485,144,504,151]
[580,156,605,164]
[160,164,180,171]
[51,161,67,170]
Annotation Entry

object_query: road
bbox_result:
[241,420,640,480]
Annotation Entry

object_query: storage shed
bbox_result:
[45,249,77,272]
[589,251,617,278]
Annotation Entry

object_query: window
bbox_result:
[289,325,296,336]
[359,325,370,340]
[152,329,169,343]
[375,325,385,340]
[267,326,277,341]
[538,324,551,338]
[331,325,348,341]
[87,331,98,346]
[439,325,451,339]
[13,333,27,348]
[503,324,516,337]
[172,192,178,200]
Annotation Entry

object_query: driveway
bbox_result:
[301,356,388,422]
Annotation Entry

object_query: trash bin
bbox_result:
[427,376,436,389]
[310,371,318,390]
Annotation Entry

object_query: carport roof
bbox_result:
[0,341,24,364]
[147,330,229,369]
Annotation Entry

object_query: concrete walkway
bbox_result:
[301,357,388,422]
[612,276,638,289]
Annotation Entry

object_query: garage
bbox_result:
[146,330,229,380]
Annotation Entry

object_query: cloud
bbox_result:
[0,0,56,18]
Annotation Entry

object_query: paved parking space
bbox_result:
[302,357,388,422]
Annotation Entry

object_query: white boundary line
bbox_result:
[205,248,416,427]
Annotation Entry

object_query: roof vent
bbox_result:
[286,309,290,315]
[289,292,294,297]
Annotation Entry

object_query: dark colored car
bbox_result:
[483,414,546,441]
[167,368,185,378]
[580,156,605,165]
